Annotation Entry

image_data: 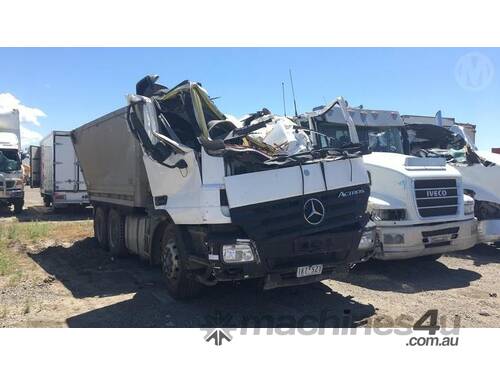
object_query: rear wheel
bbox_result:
[160,224,202,299]
[107,208,127,257]
[13,199,23,214]
[94,206,108,251]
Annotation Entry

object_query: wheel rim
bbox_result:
[161,238,180,281]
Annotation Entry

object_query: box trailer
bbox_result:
[71,75,376,299]
[30,131,89,208]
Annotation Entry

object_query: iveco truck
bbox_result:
[0,109,24,214]
[297,105,477,261]
[29,131,89,209]
[402,114,500,246]
[72,75,375,299]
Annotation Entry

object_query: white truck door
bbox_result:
[54,134,78,192]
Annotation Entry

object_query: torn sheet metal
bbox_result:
[245,116,312,156]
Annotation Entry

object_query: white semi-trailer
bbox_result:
[402,115,500,246]
[71,76,376,299]
[298,105,477,261]
[29,131,89,208]
[0,109,24,213]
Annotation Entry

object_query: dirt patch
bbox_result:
[0,219,499,328]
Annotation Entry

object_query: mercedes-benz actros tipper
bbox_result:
[297,105,477,261]
[71,75,375,299]
[0,109,24,214]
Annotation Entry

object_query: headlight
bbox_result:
[383,233,405,245]
[222,240,255,263]
[372,209,406,221]
[358,229,375,250]
[464,201,475,216]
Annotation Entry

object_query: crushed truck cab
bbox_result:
[72,75,375,298]
[402,117,500,245]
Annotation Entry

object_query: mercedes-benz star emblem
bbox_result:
[303,198,326,225]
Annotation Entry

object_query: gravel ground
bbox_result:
[0,187,499,328]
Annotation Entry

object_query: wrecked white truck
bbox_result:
[402,119,500,246]
[0,109,25,214]
[297,104,477,261]
[71,75,375,299]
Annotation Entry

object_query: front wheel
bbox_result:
[43,196,51,207]
[160,224,202,299]
[13,199,23,214]
[94,206,109,251]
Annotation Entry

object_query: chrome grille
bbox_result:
[0,180,16,189]
[414,179,458,217]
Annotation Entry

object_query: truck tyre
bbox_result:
[13,199,23,214]
[107,209,127,257]
[94,206,109,251]
[160,224,202,299]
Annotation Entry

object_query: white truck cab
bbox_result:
[402,114,500,245]
[298,105,477,260]
[0,109,24,213]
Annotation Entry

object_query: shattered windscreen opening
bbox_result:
[404,124,493,166]
[0,149,21,173]
[157,96,200,150]
[406,124,466,153]
[154,85,226,152]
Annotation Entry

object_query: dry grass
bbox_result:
[0,221,92,281]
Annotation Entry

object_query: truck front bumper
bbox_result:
[204,224,374,289]
[0,189,24,200]
[374,219,478,260]
[478,219,500,243]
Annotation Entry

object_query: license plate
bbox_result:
[296,264,323,278]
